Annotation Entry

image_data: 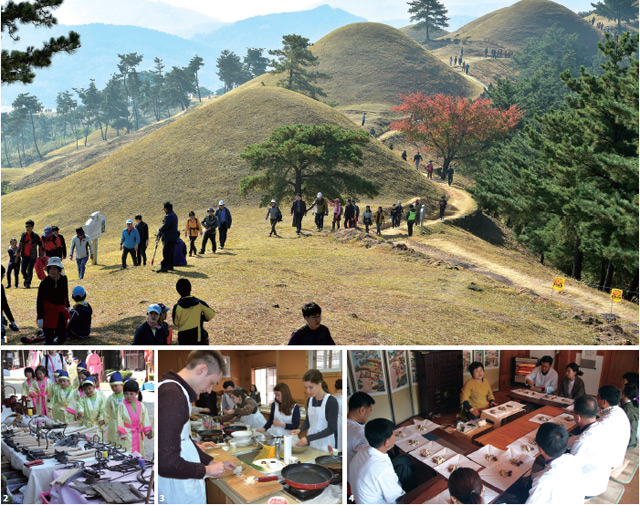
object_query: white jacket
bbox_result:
[347,419,368,473]
[526,453,585,504]
[571,421,614,496]
[526,367,559,393]
[350,445,404,504]
[598,405,631,468]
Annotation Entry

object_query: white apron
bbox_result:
[157,380,207,504]
[267,402,294,437]
[308,394,335,451]
[240,401,267,430]
[334,394,343,452]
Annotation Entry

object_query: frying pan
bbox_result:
[222,426,247,435]
[314,455,342,471]
[281,463,333,491]
[197,429,223,442]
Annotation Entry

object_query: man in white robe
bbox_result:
[525,355,558,394]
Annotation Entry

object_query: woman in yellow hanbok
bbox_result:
[29,366,53,417]
[50,371,75,423]
[68,377,106,428]
[104,372,125,445]
[117,380,152,457]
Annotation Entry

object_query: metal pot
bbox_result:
[281,463,333,491]
[197,429,223,442]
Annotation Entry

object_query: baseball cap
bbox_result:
[147,304,161,314]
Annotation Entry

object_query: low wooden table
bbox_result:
[506,389,573,409]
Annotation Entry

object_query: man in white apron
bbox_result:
[158,351,236,504]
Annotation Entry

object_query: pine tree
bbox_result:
[216,50,247,93]
[1,0,80,84]
[188,55,204,102]
[12,93,43,159]
[244,48,269,78]
[407,0,449,42]
[591,0,637,34]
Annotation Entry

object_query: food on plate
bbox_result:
[432,455,446,465]
[538,416,549,422]
[497,406,507,411]
[448,464,461,473]
[499,469,513,478]
[417,424,430,432]
[395,431,405,438]
[420,449,432,457]
[407,439,420,447]
[510,458,523,467]
[521,445,534,453]
[484,454,498,462]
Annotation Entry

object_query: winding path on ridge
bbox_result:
[378,172,638,330]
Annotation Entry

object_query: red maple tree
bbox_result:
[391,93,522,176]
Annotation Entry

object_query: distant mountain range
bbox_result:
[1,5,365,108]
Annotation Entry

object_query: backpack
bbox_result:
[276,208,283,222]
[35,256,49,280]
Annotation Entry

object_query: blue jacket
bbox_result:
[120,227,140,248]
[159,210,179,242]
[215,208,232,228]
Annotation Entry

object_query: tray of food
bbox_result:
[434,454,482,479]
[408,441,445,463]
[467,444,507,467]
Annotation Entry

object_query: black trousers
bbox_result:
[7,260,20,286]
[270,219,278,235]
[315,213,325,230]
[136,244,147,266]
[21,257,35,287]
[293,213,304,233]
[44,314,67,345]
[161,240,176,270]
[390,453,418,493]
[122,247,137,268]
[200,231,217,252]
[188,236,198,255]
[332,215,341,230]
[218,223,228,248]
[407,220,415,237]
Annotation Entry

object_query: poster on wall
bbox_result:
[386,351,409,393]
[462,351,472,372]
[473,350,483,365]
[409,351,418,385]
[350,350,387,396]
[484,350,499,369]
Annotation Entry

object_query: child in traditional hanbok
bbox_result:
[117,380,152,456]
[29,366,53,416]
[21,367,35,397]
[104,372,125,445]
[50,370,75,423]
[68,376,105,428]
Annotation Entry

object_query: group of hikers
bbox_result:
[449,56,470,75]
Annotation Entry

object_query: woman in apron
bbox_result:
[220,389,265,429]
[291,369,339,451]
[256,383,300,436]
[117,379,152,456]
[29,366,53,417]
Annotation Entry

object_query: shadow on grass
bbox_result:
[161,269,209,279]
[453,211,507,247]
[90,316,141,344]
[100,264,125,271]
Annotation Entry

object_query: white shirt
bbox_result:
[350,445,404,504]
[347,418,368,472]
[221,392,234,412]
[598,405,631,468]
[526,366,559,393]
[570,421,614,496]
[526,453,585,504]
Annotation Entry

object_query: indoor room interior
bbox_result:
[347,349,638,504]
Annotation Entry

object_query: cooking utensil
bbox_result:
[281,463,332,491]
[314,455,342,471]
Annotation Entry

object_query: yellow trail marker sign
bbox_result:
[552,277,565,291]
[610,289,623,303]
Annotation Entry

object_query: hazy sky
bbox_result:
[57,0,594,24]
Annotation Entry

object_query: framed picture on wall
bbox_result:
[350,350,387,396]
[484,350,499,369]
[462,350,472,372]
[409,351,418,385]
[385,351,410,393]
[473,350,483,364]
[222,355,231,377]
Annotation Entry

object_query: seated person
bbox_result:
[526,423,585,503]
[597,385,631,469]
[68,286,92,339]
[460,362,496,420]
[623,372,639,403]
[558,362,586,399]
[347,392,375,469]
[621,384,638,449]
[525,355,558,393]
[570,396,615,498]
[448,467,485,504]
[350,418,406,504]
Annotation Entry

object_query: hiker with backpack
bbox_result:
[427,160,434,180]
[413,152,423,171]
[200,207,218,254]
[42,227,61,258]
[265,199,283,237]
[290,194,307,235]
[439,196,447,221]
[395,201,404,227]
[172,278,216,345]
[51,226,66,259]
[185,211,203,257]
[375,206,385,235]
[36,257,70,345]
[312,193,329,231]
[343,199,356,228]
[18,219,43,289]
[69,227,93,280]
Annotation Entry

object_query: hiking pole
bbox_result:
[150,235,161,267]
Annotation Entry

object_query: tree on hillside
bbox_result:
[12,93,44,159]
[391,94,522,177]
[1,0,80,84]
[240,124,379,205]
[591,0,637,34]
[164,65,193,110]
[1,113,12,166]
[188,55,204,102]
[244,48,269,79]
[116,52,144,132]
[73,80,103,145]
[217,50,247,93]
[269,34,330,100]
[55,90,79,147]
[407,0,449,42]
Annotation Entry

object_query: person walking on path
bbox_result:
[265,199,282,237]
[362,206,373,234]
[330,198,342,230]
[465,63,470,75]
[172,278,216,345]
[353,200,360,228]
[361,112,366,126]
[426,160,433,180]
[184,211,202,257]
[36,257,70,345]
[395,201,403,228]
[51,226,66,259]
[401,150,407,161]
[413,152,423,171]
[18,219,43,289]
[6,239,20,289]
[375,207,385,235]
[447,167,454,186]
[214,201,232,250]
[157,202,179,273]
[134,215,149,266]
[406,205,417,237]
[290,194,307,235]
[343,199,356,229]
[312,193,328,231]
[69,227,93,279]
[439,196,447,221]
[200,208,218,253]
[120,220,140,269]
[42,227,61,258]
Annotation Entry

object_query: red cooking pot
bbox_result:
[281,463,333,491]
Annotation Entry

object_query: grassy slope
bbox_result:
[441,0,602,50]
[240,22,483,111]
[399,24,449,44]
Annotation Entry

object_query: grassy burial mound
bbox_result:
[399,24,449,45]
[442,0,602,50]
[1,85,439,236]
[242,22,483,112]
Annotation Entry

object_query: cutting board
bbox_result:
[204,447,283,503]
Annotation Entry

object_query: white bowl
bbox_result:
[231,430,253,440]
